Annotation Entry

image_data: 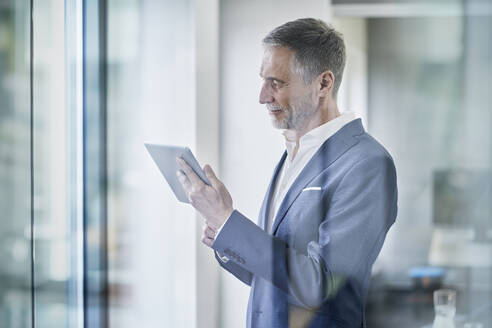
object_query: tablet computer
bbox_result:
[144,143,211,203]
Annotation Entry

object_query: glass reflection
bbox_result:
[364,12,492,328]
[107,1,196,327]
[31,0,73,327]
[2,1,489,327]
[0,1,88,327]
[0,0,32,327]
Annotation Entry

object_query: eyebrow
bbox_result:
[260,75,287,84]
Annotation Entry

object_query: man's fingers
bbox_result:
[203,224,216,239]
[176,170,192,192]
[201,224,215,247]
[176,157,206,189]
[201,236,214,247]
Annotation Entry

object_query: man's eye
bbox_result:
[271,80,285,90]
[262,78,286,91]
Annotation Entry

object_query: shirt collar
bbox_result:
[283,111,357,160]
[303,111,356,142]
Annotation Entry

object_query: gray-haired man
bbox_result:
[177,18,397,327]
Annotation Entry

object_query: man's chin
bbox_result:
[271,119,288,129]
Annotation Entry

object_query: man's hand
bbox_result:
[176,157,234,232]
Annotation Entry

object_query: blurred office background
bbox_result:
[0,0,491,327]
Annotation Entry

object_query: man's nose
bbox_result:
[259,83,274,104]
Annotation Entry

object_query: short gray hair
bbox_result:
[262,18,346,96]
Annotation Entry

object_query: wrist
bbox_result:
[216,208,234,237]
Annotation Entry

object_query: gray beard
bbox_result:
[272,96,315,130]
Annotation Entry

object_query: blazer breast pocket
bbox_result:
[285,187,328,249]
[292,186,326,212]
[301,186,322,192]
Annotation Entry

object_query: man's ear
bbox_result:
[317,70,335,97]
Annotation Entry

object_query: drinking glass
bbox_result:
[432,289,456,328]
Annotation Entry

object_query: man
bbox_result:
[177,18,397,328]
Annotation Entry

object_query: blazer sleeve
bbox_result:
[212,154,398,309]
[214,250,253,286]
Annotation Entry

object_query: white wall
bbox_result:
[194,0,221,327]
[333,17,368,128]
[218,1,333,326]
[107,1,197,327]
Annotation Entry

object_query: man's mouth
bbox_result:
[268,110,283,117]
[267,106,284,114]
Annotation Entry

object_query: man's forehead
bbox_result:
[259,46,293,77]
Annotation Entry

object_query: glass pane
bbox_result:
[106,1,197,327]
[364,11,492,328]
[83,0,108,326]
[0,0,32,327]
[32,1,83,327]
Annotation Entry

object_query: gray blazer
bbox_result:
[212,119,398,327]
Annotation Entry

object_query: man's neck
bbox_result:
[284,106,341,144]
[283,105,341,160]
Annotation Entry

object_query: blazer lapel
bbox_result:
[270,119,364,235]
[258,151,288,231]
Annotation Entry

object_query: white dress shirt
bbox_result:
[266,111,357,233]
[215,111,357,261]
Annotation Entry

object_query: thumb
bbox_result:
[203,164,216,177]
[203,165,220,188]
